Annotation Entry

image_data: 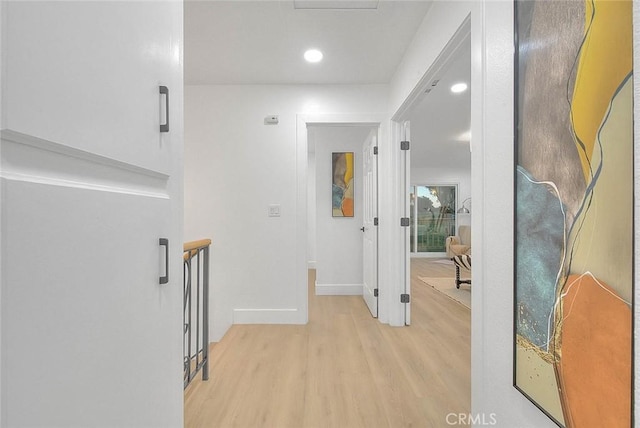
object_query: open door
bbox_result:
[362,130,378,317]
[1,2,183,426]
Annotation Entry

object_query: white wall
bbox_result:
[411,166,471,227]
[184,84,388,341]
[312,125,373,295]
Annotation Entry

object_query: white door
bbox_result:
[1,1,183,426]
[402,121,412,325]
[362,131,378,317]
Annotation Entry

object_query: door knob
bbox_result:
[360,227,365,232]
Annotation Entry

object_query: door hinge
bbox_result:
[374,288,379,297]
[401,294,410,303]
[374,217,379,226]
[401,217,410,227]
[373,146,378,155]
[400,140,410,150]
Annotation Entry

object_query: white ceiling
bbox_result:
[184,0,433,85]
[184,0,471,170]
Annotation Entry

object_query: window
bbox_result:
[409,185,457,254]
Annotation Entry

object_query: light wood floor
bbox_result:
[184,258,471,427]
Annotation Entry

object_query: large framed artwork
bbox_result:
[514,1,633,427]
[332,152,354,217]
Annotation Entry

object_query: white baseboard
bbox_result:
[307,260,317,269]
[410,252,447,258]
[315,282,363,296]
[233,308,302,324]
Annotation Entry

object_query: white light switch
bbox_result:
[268,204,281,217]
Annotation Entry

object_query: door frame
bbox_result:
[296,114,389,323]
[390,16,471,326]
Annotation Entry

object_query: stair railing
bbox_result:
[183,239,211,389]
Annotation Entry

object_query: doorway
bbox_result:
[295,114,388,323]
[390,11,472,405]
[403,38,472,315]
[306,123,379,316]
[393,18,472,326]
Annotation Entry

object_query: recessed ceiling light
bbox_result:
[450,82,468,93]
[304,49,323,63]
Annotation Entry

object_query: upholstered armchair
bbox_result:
[446,225,471,258]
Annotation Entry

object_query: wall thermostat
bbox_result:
[264,115,279,125]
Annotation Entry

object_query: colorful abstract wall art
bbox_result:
[332,152,354,217]
[514,1,633,427]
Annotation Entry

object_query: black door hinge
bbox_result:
[400,141,410,150]
[374,288,379,297]
[373,146,378,155]
[374,217,379,226]
[401,217,410,227]
[401,294,410,303]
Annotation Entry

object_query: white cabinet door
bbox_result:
[1,1,183,426]
[3,0,182,173]
[362,132,378,317]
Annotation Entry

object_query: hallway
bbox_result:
[184,260,471,427]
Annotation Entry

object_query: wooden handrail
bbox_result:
[184,239,212,252]
[183,250,196,261]
[183,239,211,261]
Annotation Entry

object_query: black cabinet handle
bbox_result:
[159,86,169,133]
[159,238,169,284]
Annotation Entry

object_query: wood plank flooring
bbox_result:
[184,258,470,427]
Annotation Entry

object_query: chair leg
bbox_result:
[455,264,461,289]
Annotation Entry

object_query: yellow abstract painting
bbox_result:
[332,152,354,217]
[514,1,633,426]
